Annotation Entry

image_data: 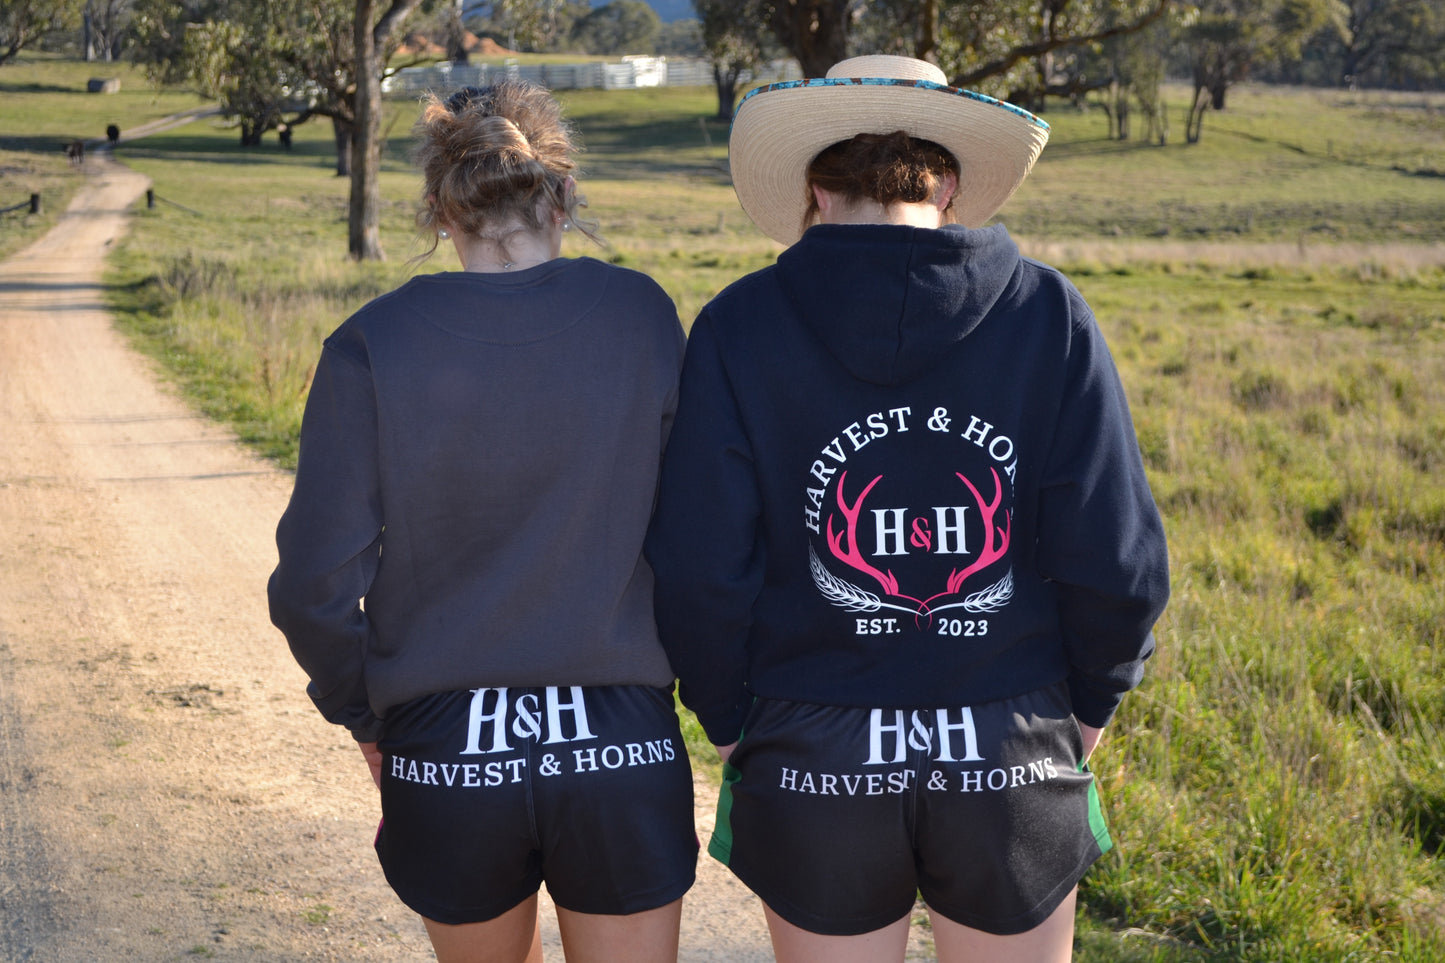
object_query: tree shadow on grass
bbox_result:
[0,134,100,153]
[0,82,80,95]
[1042,137,1156,161]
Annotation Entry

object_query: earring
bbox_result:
[438,229,450,240]
[561,219,572,232]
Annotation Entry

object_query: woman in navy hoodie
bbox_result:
[646,56,1169,963]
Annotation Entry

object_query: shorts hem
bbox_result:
[924,842,1105,936]
[722,861,914,937]
[548,869,697,917]
[385,874,543,927]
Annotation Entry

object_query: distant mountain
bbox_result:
[592,0,695,22]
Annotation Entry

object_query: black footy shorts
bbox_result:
[374,684,697,925]
[710,682,1109,936]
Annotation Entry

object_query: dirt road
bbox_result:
[0,154,779,961]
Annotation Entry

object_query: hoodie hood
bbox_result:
[775,222,1022,386]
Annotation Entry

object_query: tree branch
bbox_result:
[373,0,423,47]
[949,0,1173,88]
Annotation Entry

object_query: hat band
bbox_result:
[736,76,1050,132]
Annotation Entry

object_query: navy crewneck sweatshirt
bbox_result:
[270,258,685,741]
[645,223,1169,745]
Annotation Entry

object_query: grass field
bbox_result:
[0,58,208,259]
[3,55,1444,962]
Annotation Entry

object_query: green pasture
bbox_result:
[3,56,1444,962]
[1014,84,1445,242]
[0,57,208,258]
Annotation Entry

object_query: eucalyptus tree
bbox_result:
[1333,0,1443,88]
[768,0,855,76]
[852,0,1173,106]
[696,0,774,120]
[84,0,133,61]
[348,0,427,260]
[1182,0,1334,142]
[131,0,292,145]
[481,0,583,51]
[733,1,1174,108]
[132,0,432,260]
[0,0,84,64]
[571,0,660,54]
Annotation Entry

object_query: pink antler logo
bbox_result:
[817,469,1014,622]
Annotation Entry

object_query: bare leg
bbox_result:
[929,886,1077,963]
[554,897,683,963]
[762,904,911,963]
[423,893,544,963]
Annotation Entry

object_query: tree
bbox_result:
[1182,0,1334,142]
[655,16,703,56]
[0,0,84,65]
[1333,0,1441,88]
[697,0,772,120]
[482,0,582,52]
[571,0,659,55]
[768,0,855,77]
[133,0,429,259]
[1095,10,1174,142]
[132,0,305,147]
[922,0,1174,101]
[349,0,426,261]
[274,0,367,177]
[131,0,411,173]
[83,0,132,62]
[754,1,1174,106]
[441,0,469,63]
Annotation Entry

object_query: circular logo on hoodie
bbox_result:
[803,405,1016,635]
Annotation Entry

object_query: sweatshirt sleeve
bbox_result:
[267,340,385,742]
[645,313,762,745]
[1036,308,1170,728]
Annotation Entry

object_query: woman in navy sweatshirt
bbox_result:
[646,56,1169,963]
[270,81,695,962]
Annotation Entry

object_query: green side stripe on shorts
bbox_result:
[708,760,742,865]
[1082,761,1114,856]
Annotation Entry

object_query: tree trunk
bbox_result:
[914,0,938,63]
[1142,85,1168,146]
[770,0,849,77]
[713,65,737,121]
[348,0,424,262]
[1186,84,1209,144]
[350,0,385,262]
[333,116,353,177]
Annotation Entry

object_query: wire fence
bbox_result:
[0,194,42,216]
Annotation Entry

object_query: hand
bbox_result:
[1077,723,1104,763]
[714,742,737,764]
[358,741,383,789]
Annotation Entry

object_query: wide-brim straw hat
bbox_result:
[729,55,1050,245]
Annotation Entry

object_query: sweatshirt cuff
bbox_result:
[349,716,384,744]
[1067,681,1123,729]
[695,699,751,748]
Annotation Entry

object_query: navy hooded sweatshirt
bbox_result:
[645,223,1169,746]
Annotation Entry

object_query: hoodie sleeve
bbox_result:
[1036,306,1170,729]
[645,312,762,745]
[267,339,385,742]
